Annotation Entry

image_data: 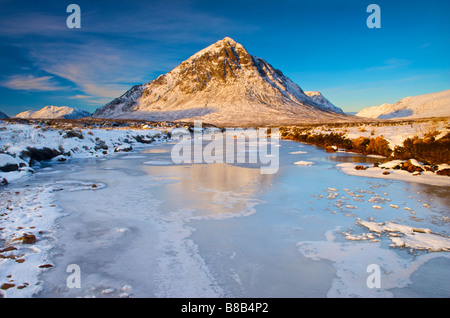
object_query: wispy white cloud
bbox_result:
[366,58,411,72]
[28,41,154,102]
[69,94,91,99]
[0,12,67,37]
[0,1,257,106]
[1,74,66,91]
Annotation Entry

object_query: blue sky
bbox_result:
[0,0,449,116]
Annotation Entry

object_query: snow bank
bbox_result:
[294,161,314,166]
[336,162,450,187]
[304,118,449,149]
[356,219,450,252]
[0,122,169,184]
[0,180,105,297]
[289,150,308,154]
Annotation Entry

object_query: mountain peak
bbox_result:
[221,36,237,45]
[16,106,91,119]
[93,38,348,126]
[188,36,249,64]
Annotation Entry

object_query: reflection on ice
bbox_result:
[141,163,273,218]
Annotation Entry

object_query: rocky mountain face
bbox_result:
[356,89,450,119]
[93,37,348,126]
[15,106,91,119]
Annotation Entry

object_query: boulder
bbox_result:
[114,145,133,152]
[0,154,19,172]
[21,233,37,244]
[53,155,67,162]
[1,283,15,290]
[401,160,424,173]
[436,168,450,176]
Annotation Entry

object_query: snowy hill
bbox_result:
[93,37,348,126]
[0,111,9,119]
[356,90,450,119]
[15,106,91,119]
[304,91,344,114]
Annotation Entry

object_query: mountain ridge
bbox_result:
[93,37,349,126]
[356,89,450,119]
[15,106,92,120]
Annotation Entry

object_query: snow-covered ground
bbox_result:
[305,118,449,148]
[0,121,169,185]
[0,121,449,298]
[336,162,450,187]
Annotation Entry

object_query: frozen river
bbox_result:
[4,138,449,298]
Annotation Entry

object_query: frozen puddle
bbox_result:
[1,140,449,298]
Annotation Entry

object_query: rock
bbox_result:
[354,165,367,170]
[1,283,15,290]
[382,171,390,175]
[22,233,37,244]
[19,166,34,173]
[20,147,62,163]
[0,246,17,253]
[436,168,450,176]
[325,146,337,153]
[53,155,67,162]
[0,154,19,172]
[114,145,133,152]
[402,160,424,173]
[134,135,153,144]
[0,178,8,186]
[39,264,53,268]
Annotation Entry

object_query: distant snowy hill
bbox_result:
[93,37,348,126]
[304,91,344,114]
[15,106,91,119]
[356,90,450,119]
[0,111,9,119]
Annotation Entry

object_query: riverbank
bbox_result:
[279,117,450,184]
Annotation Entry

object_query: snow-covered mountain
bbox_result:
[93,37,347,126]
[0,111,9,119]
[15,106,91,119]
[356,90,450,119]
[304,91,344,114]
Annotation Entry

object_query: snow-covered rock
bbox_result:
[15,106,91,119]
[93,37,349,126]
[114,144,133,152]
[356,89,450,119]
[0,153,20,172]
